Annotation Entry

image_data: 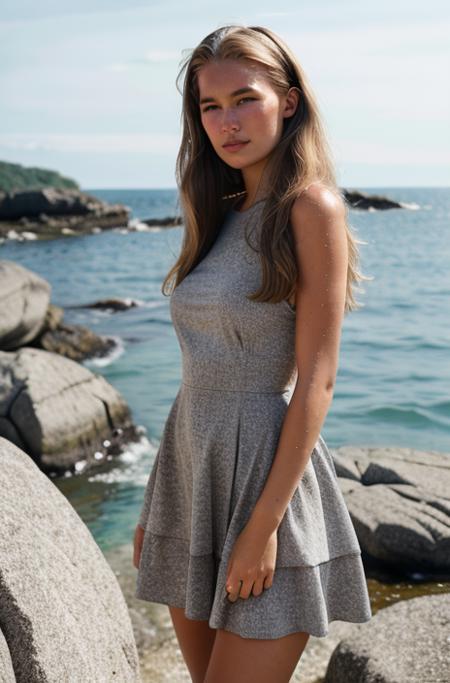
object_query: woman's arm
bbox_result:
[247,184,349,540]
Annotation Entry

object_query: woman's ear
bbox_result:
[283,86,301,119]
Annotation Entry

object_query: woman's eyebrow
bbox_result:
[199,87,257,105]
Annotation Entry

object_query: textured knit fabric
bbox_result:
[135,199,372,639]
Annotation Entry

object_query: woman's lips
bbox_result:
[222,141,249,152]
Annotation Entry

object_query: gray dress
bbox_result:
[135,199,372,639]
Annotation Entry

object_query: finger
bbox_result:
[251,577,265,597]
[133,540,140,569]
[226,579,243,603]
[263,572,274,590]
[238,579,255,600]
[133,527,143,569]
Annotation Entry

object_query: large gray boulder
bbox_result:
[0,347,139,474]
[0,437,141,682]
[0,630,15,683]
[0,260,50,350]
[333,446,450,572]
[324,592,450,682]
[0,260,118,361]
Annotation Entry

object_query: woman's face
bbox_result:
[197,59,297,172]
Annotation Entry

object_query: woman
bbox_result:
[133,24,372,683]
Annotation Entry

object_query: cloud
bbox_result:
[141,49,181,63]
[107,48,182,72]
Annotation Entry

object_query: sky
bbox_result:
[1,0,449,189]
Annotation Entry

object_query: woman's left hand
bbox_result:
[225,523,278,602]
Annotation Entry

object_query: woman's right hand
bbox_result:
[133,524,145,569]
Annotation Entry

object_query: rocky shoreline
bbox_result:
[0,187,130,240]
[1,183,448,681]
[0,187,406,242]
[0,259,142,475]
[3,434,447,682]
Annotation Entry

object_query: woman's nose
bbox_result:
[221,108,240,131]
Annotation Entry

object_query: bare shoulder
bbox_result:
[288,181,348,297]
[285,183,347,307]
[290,182,346,236]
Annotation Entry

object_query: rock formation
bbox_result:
[0,188,129,239]
[324,592,450,683]
[334,446,450,573]
[0,347,140,475]
[0,437,141,682]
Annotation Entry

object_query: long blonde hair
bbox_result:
[162,24,370,313]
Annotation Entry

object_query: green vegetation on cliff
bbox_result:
[0,160,79,193]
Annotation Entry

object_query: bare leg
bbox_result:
[168,606,217,683]
[203,628,310,683]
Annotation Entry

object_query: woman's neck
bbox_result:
[234,193,266,212]
[240,161,271,207]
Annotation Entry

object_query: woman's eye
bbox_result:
[202,97,255,113]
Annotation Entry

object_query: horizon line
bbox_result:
[82,185,450,191]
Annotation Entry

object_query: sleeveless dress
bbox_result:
[135,199,372,639]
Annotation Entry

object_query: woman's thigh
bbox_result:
[168,606,217,683]
[203,628,310,683]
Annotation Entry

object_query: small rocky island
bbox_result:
[342,189,403,210]
[0,186,130,239]
[0,160,130,240]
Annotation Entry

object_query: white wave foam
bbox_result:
[399,201,421,210]
[82,336,125,367]
[87,432,159,485]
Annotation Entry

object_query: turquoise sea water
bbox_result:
[1,186,449,552]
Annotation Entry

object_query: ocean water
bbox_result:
[1,186,449,552]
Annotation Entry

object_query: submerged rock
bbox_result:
[140,216,183,227]
[30,307,117,362]
[68,298,140,312]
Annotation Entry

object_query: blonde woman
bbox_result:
[134,24,372,683]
